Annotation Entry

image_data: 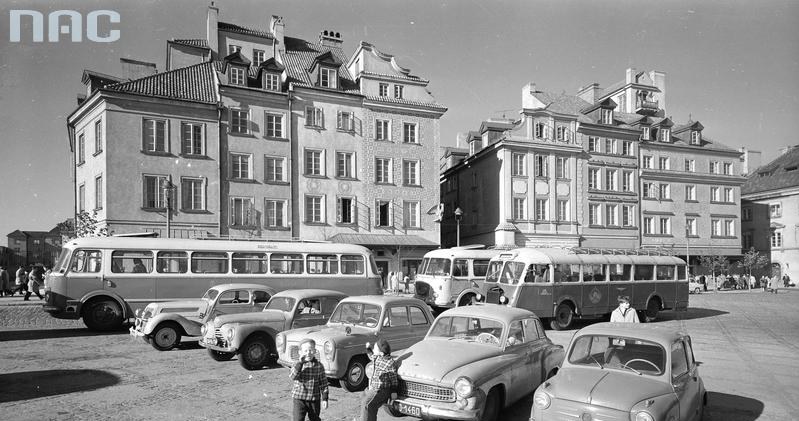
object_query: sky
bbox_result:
[1,0,798,246]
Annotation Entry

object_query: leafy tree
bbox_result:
[60,210,108,239]
[737,247,770,289]
[699,254,730,291]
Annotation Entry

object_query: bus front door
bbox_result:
[66,249,104,299]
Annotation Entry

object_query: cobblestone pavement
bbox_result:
[0,290,797,420]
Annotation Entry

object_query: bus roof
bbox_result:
[493,248,685,266]
[61,237,373,254]
[423,247,504,259]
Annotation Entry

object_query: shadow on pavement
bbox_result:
[0,328,128,342]
[660,307,728,321]
[706,391,764,420]
[0,369,120,402]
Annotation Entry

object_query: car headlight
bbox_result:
[454,376,474,398]
[221,326,235,341]
[533,391,551,409]
[200,323,207,336]
[135,309,141,318]
[276,333,285,352]
[323,340,335,360]
[634,411,654,421]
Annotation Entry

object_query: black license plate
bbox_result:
[395,402,421,417]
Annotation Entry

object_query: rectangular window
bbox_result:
[305,106,324,128]
[588,136,599,152]
[711,219,721,236]
[379,83,389,97]
[94,120,103,154]
[305,150,323,176]
[266,199,287,227]
[589,203,601,225]
[513,198,526,220]
[94,175,103,210]
[191,252,228,274]
[265,156,285,182]
[231,153,252,179]
[535,122,546,139]
[78,133,85,164]
[230,197,255,227]
[622,171,633,192]
[253,49,266,67]
[403,122,417,143]
[622,141,633,156]
[724,219,735,236]
[691,131,701,144]
[557,200,569,221]
[743,231,753,249]
[535,198,548,220]
[336,152,355,179]
[588,168,600,189]
[143,119,167,152]
[143,175,168,208]
[643,216,654,234]
[394,85,404,99]
[376,119,390,141]
[601,108,613,124]
[265,112,284,138]
[723,162,733,175]
[605,169,617,191]
[376,158,392,183]
[771,231,782,247]
[643,182,656,199]
[404,201,420,228]
[769,203,782,218]
[622,205,634,227]
[685,185,696,201]
[403,160,420,186]
[337,197,355,224]
[658,128,670,142]
[556,126,567,141]
[535,155,548,177]
[742,207,752,221]
[376,200,392,227]
[659,183,670,200]
[78,183,85,212]
[556,157,568,179]
[320,68,337,88]
[264,73,280,91]
[641,126,650,140]
[604,138,616,154]
[659,157,670,170]
[181,122,204,155]
[659,217,671,235]
[709,161,720,174]
[181,177,204,211]
[230,110,248,134]
[711,187,720,202]
[686,218,696,236]
[512,153,526,176]
[305,195,324,223]
[724,187,734,203]
[605,204,617,226]
[337,111,354,132]
[685,159,695,172]
[230,67,245,86]
[642,155,653,169]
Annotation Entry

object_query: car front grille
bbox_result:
[212,329,228,347]
[289,345,299,361]
[399,380,455,402]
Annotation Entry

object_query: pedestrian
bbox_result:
[359,337,398,421]
[769,275,779,294]
[25,265,45,300]
[403,274,411,294]
[783,274,790,288]
[12,266,28,296]
[388,271,397,294]
[610,295,639,323]
[289,338,328,421]
[0,266,11,296]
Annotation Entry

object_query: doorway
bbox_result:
[376,260,389,290]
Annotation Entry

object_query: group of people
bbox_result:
[384,271,411,295]
[290,337,398,421]
[0,264,47,300]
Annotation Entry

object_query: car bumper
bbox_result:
[390,396,481,421]
[200,336,237,353]
[277,356,343,378]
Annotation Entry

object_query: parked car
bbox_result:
[199,289,347,369]
[531,322,706,421]
[276,295,434,392]
[130,283,275,351]
[689,280,703,294]
[388,304,564,421]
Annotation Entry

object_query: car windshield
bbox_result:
[265,296,296,312]
[329,302,381,328]
[428,316,504,347]
[568,334,666,376]
[202,288,220,301]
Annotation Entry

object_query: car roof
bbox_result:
[211,283,276,292]
[438,304,536,322]
[341,295,426,307]
[575,322,688,345]
[272,289,348,299]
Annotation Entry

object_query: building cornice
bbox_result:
[640,140,742,157]
[640,169,747,185]
[741,185,799,201]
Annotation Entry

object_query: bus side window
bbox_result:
[453,259,468,277]
[473,260,489,277]
[71,250,102,273]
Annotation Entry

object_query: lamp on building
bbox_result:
[162,179,176,238]
[454,207,463,247]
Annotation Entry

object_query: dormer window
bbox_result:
[228,45,242,54]
[320,67,337,89]
[658,128,670,142]
[641,126,650,140]
[691,130,701,145]
[601,108,613,124]
[394,85,404,99]
[253,50,266,67]
[534,122,547,139]
[230,67,245,86]
[264,73,280,92]
[379,83,389,97]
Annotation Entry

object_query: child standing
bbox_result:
[289,338,329,421]
[360,337,398,421]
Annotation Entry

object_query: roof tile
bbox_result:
[105,62,217,104]
[742,147,799,194]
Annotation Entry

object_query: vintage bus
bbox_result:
[478,248,688,330]
[42,237,382,331]
[413,246,504,309]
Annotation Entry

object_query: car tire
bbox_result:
[480,388,501,421]
[694,287,701,294]
[207,348,235,361]
[644,299,660,322]
[550,303,574,330]
[383,403,407,418]
[239,335,274,370]
[82,298,124,331]
[151,321,182,351]
[342,355,369,392]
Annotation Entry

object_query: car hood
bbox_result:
[397,339,502,383]
[149,299,208,316]
[548,367,672,409]
[286,324,376,345]
[213,310,287,327]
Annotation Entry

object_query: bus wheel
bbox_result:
[644,299,660,322]
[550,303,574,330]
[342,356,369,392]
[151,322,182,351]
[82,298,124,331]
[459,294,478,307]
[207,348,235,361]
[239,335,274,370]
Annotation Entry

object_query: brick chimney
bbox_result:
[577,82,602,104]
[120,58,157,80]
[270,15,285,56]
[319,30,342,48]
[207,2,219,59]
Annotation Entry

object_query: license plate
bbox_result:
[395,402,421,417]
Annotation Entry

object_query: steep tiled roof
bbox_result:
[281,36,359,93]
[742,147,799,195]
[105,62,217,104]
[363,95,446,111]
[359,70,427,83]
[170,39,209,49]
[531,91,592,115]
[218,22,273,39]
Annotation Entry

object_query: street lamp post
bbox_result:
[686,227,690,280]
[163,180,176,238]
[454,207,463,247]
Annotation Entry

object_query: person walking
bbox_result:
[25,265,44,300]
[12,266,28,296]
[289,338,328,421]
[387,271,397,294]
[769,275,779,294]
[0,266,11,296]
[359,337,398,421]
[610,296,639,323]
[403,274,411,294]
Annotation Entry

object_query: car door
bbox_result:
[506,318,539,403]
[671,338,701,421]
[380,305,414,351]
[212,289,255,317]
[291,298,328,328]
[407,305,431,342]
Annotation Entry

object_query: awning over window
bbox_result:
[328,233,439,248]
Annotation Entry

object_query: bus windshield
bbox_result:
[54,248,72,273]
[423,258,451,276]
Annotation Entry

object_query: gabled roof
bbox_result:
[672,120,704,133]
[742,146,799,195]
[218,22,273,40]
[258,57,285,73]
[104,61,218,104]
[81,70,125,86]
[280,36,358,93]
[527,91,592,115]
[169,39,209,49]
[311,51,343,68]
[223,50,251,66]
[581,97,617,114]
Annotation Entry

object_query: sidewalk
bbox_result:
[0,294,45,307]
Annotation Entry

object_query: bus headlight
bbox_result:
[533,391,551,409]
[276,333,285,353]
[634,411,654,421]
[475,293,483,301]
[454,376,474,398]
[323,340,335,360]
[221,326,235,341]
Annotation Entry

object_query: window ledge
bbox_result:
[375,138,393,142]
[711,235,738,239]
[403,227,423,231]
[180,209,211,214]
[265,180,290,185]
[264,136,289,142]
[335,222,357,227]
[304,221,328,226]
[265,226,291,231]
[141,207,167,212]
[304,125,325,130]
[228,132,255,138]
[230,225,258,229]
[141,150,175,157]
[685,200,699,203]
[710,201,736,205]
[179,153,210,160]
[93,150,103,157]
[643,234,674,237]
[402,184,423,188]
[335,177,359,182]
[304,174,328,179]
[77,161,86,167]
[401,142,421,146]
[229,178,259,184]
[336,129,356,134]
[375,182,396,186]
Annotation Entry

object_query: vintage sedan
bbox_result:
[276,295,434,392]
[388,304,564,421]
[531,322,706,421]
[130,283,275,351]
[199,289,347,369]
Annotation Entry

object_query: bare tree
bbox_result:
[61,210,109,239]
[737,247,770,289]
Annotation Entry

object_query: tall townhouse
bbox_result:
[66,5,445,277]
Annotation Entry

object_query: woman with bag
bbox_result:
[359,337,398,421]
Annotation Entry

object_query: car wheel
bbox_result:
[342,356,369,392]
[550,303,573,330]
[82,298,124,331]
[480,388,501,421]
[694,287,701,294]
[383,403,407,418]
[239,335,274,370]
[644,299,660,322]
[207,348,235,361]
[151,322,182,351]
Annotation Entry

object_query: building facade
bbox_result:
[66,5,446,279]
[6,228,62,268]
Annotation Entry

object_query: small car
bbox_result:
[276,295,434,392]
[389,304,564,421]
[199,289,347,369]
[129,283,275,351]
[689,280,703,294]
[531,322,707,421]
